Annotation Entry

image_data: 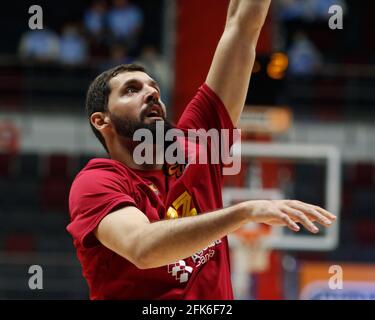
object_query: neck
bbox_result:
[109,138,164,171]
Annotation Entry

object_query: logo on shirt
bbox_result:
[166,239,222,283]
[167,260,193,283]
[166,191,197,219]
[191,239,222,268]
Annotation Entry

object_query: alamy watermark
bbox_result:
[132,122,241,175]
[28,5,43,30]
[328,265,344,290]
[329,5,344,30]
[28,265,43,290]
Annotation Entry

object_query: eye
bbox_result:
[125,86,138,94]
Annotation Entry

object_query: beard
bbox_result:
[109,112,175,146]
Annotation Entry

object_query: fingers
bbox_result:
[279,213,300,232]
[281,206,319,233]
[287,201,335,227]
[252,200,337,234]
[313,205,337,221]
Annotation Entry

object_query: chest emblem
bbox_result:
[166,190,197,219]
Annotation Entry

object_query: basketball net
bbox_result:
[230,224,272,299]
[234,223,271,272]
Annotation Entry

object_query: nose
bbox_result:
[145,86,160,104]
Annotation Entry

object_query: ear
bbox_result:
[90,112,111,130]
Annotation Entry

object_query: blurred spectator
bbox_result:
[100,43,134,71]
[278,0,307,21]
[84,0,108,59]
[59,23,88,66]
[278,0,346,22]
[136,45,169,98]
[287,31,323,75]
[83,0,107,37]
[107,0,143,49]
[313,0,347,18]
[18,28,60,63]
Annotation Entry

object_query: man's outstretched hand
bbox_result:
[245,200,337,233]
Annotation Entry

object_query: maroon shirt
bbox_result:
[67,83,236,299]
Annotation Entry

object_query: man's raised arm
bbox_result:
[206,0,271,126]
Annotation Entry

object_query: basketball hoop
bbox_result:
[232,223,272,273]
[230,223,272,299]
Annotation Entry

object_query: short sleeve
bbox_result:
[67,169,137,248]
[177,83,240,168]
[177,83,235,132]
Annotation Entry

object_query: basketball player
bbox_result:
[67,0,336,299]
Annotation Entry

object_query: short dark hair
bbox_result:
[85,63,146,153]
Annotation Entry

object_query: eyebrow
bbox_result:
[121,78,160,92]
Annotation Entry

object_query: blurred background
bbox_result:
[0,0,374,299]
